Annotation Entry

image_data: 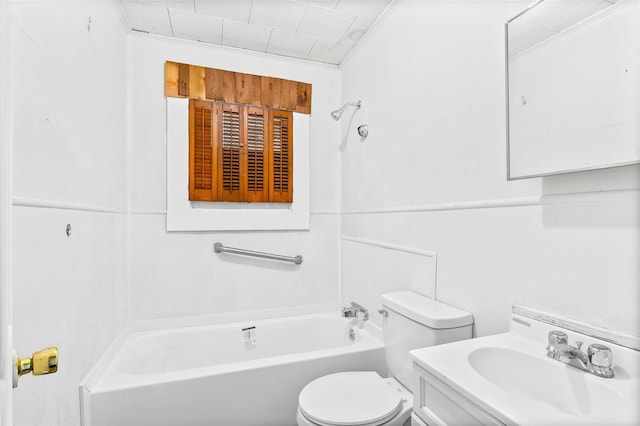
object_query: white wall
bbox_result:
[10,1,128,425]
[339,0,640,338]
[126,35,343,320]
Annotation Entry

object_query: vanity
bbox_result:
[409,307,640,425]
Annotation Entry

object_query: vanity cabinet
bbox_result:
[412,364,504,426]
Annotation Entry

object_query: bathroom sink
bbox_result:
[411,313,640,425]
[467,346,632,418]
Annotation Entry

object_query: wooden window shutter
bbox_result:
[217,103,244,201]
[189,100,293,204]
[189,100,217,201]
[245,107,269,202]
[269,109,293,203]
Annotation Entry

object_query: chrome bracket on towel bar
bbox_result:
[214,242,303,265]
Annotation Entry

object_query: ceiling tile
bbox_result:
[138,0,195,13]
[297,5,355,44]
[169,8,223,44]
[341,14,377,43]
[266,29,316,60]
[223,19,272,52]
[122,2,174,36]
[302,0,339,9]
[196,0,252,23]
[117,0,394,65]
[306,36,355,64]
[336,0,390,18]
[250,0,307,33]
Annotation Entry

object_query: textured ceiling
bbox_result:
[117,0,394,65]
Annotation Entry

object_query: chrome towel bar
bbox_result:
[214,242,303,265]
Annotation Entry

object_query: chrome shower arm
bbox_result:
[330,100,362,121]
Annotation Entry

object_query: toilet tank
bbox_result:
[381,291,473,389]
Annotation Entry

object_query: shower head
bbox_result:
[330,100,362,121]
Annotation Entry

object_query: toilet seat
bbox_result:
[298,372,403,426]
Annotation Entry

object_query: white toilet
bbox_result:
[296,291,473,426]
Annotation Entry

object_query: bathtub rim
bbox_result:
[80,302,383,393]
[91,328,383,395]
[81,325,387,426]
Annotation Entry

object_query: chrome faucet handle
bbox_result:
[548,330,568,346]
[341,306,355,317]
[588,344,613,369]
[545,330,615,378]
[351,302,369,321]
[345,302,369,321]
[546,330,569,356]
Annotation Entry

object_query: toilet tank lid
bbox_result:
[381,291,473,329]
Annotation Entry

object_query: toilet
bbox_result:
[296,291,473,426]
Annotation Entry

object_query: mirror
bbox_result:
[506,0,640,179]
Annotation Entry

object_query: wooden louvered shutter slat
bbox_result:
[245,107,269,202]
[189,100,216,201]
[189,101,293,204]
[217,103,244,201]
[268,109,293,203]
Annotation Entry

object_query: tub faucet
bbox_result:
[342,302,369,321]
[546,330,614,378]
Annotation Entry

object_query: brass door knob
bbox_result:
[16,347,58,377]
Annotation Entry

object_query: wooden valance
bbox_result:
[165,61,312,114]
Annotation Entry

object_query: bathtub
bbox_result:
[80,309,385,426]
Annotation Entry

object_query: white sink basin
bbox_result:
[468,346,632,418]
[411,314,640,425]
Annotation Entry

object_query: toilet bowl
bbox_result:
[296,291,473,426]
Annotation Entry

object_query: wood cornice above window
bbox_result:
[165,61,312,114]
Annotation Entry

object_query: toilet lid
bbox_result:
[298,372,403,426]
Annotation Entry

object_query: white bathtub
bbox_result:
[81,310,385,426]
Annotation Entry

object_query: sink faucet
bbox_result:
[546,330,614,378]
[342,302,369,321]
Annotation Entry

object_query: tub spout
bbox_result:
[342,302,369,321]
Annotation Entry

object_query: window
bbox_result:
[189,100,292,203]
[167,98,309,231]
[164,62,311,230]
